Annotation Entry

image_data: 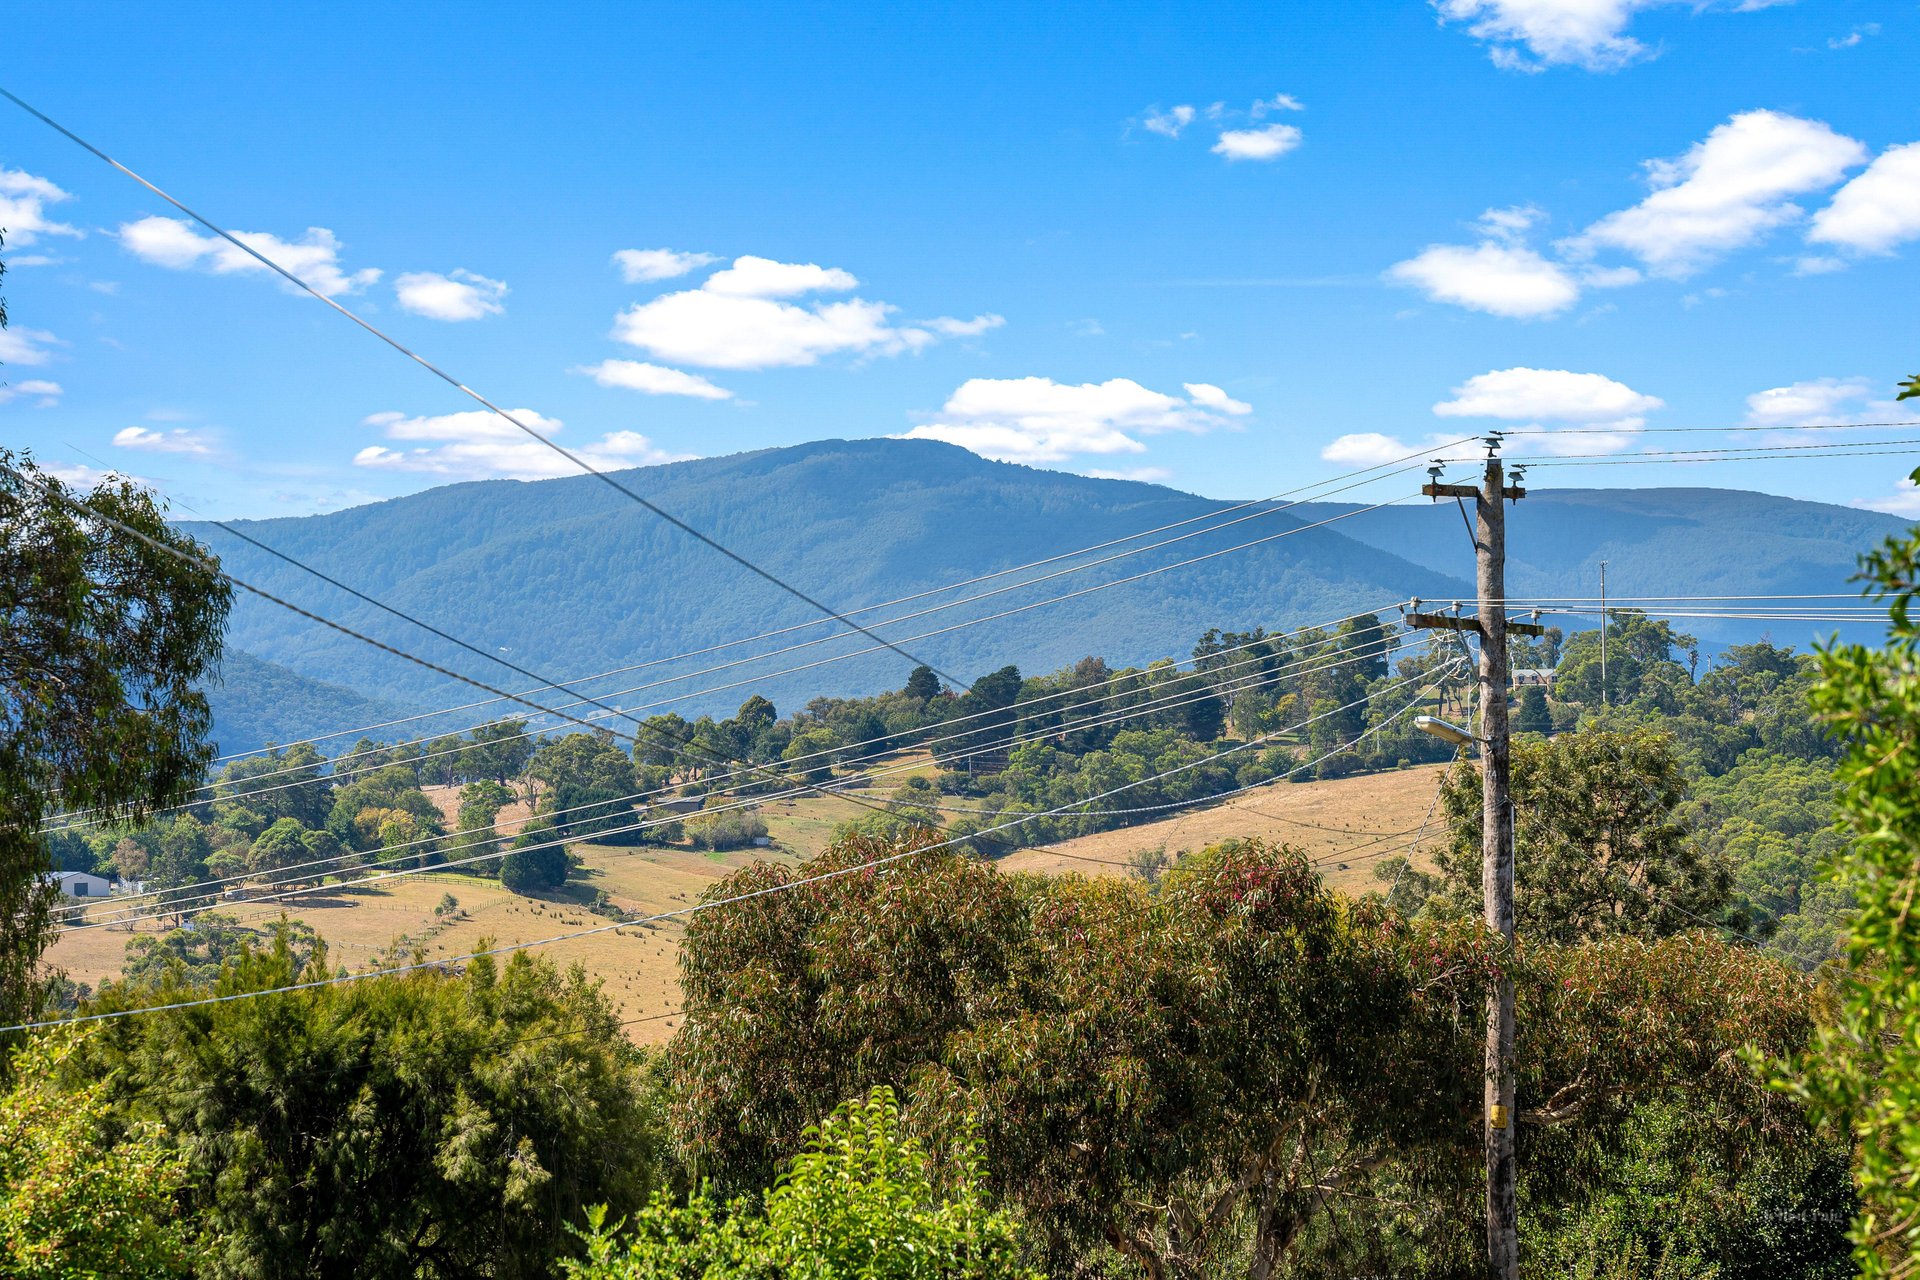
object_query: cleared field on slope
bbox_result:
[45,762,1450,1045]
[996,762,1450,898]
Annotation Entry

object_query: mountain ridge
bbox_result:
[192,439,1911,754]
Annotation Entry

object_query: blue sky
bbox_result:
[2,0,1917,519]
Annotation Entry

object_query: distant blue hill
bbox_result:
[189,439,1910,754]
[207,651,420,757]
[1291,486,1906,645]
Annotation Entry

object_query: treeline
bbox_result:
[1473,612,1848,969]
[46,613,1464,911]
[48,607,1847,952]
[5,833,1851,1277]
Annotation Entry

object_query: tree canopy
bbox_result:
[0,449,231,1023]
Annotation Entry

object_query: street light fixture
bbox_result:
[1414,714,1478,747]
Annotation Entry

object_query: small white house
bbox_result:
[49,870,112,898]
[1511,668,1555,689]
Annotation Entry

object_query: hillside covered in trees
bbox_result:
[191,440,1906,753]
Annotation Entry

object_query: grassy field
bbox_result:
[45,760,1451,1045]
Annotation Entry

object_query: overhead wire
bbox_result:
[42,486,1432,830]
[73,629,1439,930]
[48,591,1418,840]
[11,663,1463,1034]
[0,87,969,687]
[188,443,1477,768]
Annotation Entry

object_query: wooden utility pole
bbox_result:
[1411,452,1525,1279]
[1599,561,1609,708]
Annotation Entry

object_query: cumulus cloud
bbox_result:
[1434,366,1664,424]
[354,408,694,481]
[1855,479,1920,518]
[703,255,858,297]
[895,376,1250,464]
[1387,241,1580,318]
[1184,382,1253,415]
[1212,124,1303,162]
[1435,0,1786,73]
[0,378,62,407]
[393,269,507,321]
[1567,110,1866,277]
[1318,433,1442,466]
[0,168,81,246]
[1138,94,1306,161]
[610,255,996,370]
[1742,377,1905,442]
[0,327,63,366]
[1825,23,1880,50]
[118,216,381,296]
[1142,105,1197,138]
[923,313,1007,338]
[1323,366,1663,463]
[572,358,734,401]
[612,248,718,283]
[1085,466,1175,483]
[1808,142,1920,258]
[43,461,155,489]
[1396,113,1871,316]
[113,425,217,456]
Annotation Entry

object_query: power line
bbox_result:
[0,86,964,687]
[73,630,1438,930]
[72,622,1430,925]
[12,666,1460,1034]
[48,578,1420,836]
[1503,419,1920,437]
[44,487,1430,829]
[187,449,1474,771]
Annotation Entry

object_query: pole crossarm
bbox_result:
[1423,482,1526,500]
[1405,612,1546,638]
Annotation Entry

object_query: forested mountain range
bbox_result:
[191,438,1910,754]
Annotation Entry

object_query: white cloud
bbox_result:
[1251,93,1305,117]
[1321,367,1661,463]
[117,216,381,296]
[572,359,734,401]
[0,168,81,246]
[354,408,694,481]
[702,255,858,298]
[1433,366,1663,453]
[1855,479,1920,518]
[45,461,149,489]
[1826,23,1880,50]
[0,327,62,366]
[1434,367,1663,423]
[1744,377,1874,428]
[1321,433,1432,466]
[1436,0,1786,72]
[113,425,217,456]
[612,248,719,282]
[1808,142,1920,257]
[0,378,62,407]
[393,269,507,321]
[1568,111,1866,276]
[922,313,1006,337]
[614,291,926,370]
[1743,377,1905,439]
[895,376,1250,464]
[1142,105,1197,138]
[1387,241,1579,318]
[1085,466,1175,483]
[1212,124,1303,162]
[1183,382,1253,415]
[610,255,991,370]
